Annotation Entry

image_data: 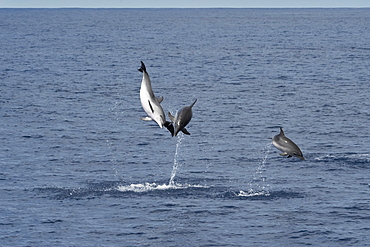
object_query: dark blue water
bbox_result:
[1,8,370,246]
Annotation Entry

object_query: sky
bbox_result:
[1,0,370,8]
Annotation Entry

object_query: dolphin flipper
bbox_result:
[279,152,289,157]
[156,96,164,103]
[140,117,152,121]
[181,128,190,135]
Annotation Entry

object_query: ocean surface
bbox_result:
[1,8,369,246]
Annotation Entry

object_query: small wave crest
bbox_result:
[221,189,304,200]
[314,153,370,169]
[315,153,370,161]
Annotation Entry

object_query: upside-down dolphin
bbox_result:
[272,127,305,160]
[138,61,174,136]
[168,99,197,137]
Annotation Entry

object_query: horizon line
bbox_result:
[1,6,370,9]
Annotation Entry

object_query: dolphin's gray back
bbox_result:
[281,136,301,152]
[177,106,193,127]
[272,130,304,159]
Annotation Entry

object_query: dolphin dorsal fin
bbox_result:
[190,99,197,108]
[156,96,164,103]
[279,127,285,136]
[168,112,175,122]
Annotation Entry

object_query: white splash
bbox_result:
[244,142,272,196]
[116,182,208,193]
[237,189,270,197]
[169,133,185,186]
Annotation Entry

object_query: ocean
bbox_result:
[0,8,369,246]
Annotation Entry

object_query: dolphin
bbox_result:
[168,99,197,137]
[272,127,305,160]
[138,61,174,136]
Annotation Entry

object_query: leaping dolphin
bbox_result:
[272,127,305,160]
[168,99,197,137]
[138,61,174,136]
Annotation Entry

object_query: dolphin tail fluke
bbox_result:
[138,61,147,73]
[181,128,190,135]
[164,121,174,136]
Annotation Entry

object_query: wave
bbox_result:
[36,184,305,201]
[35,180,212,200]
[220,189,305,200]
[315,153,370,160]
[314,153,370,168]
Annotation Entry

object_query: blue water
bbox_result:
[1,8,370,246]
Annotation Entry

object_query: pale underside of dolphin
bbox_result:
[138,61,174,136]
[168,99,197,137]
[272,127,305,160]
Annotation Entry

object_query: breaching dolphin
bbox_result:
[168,99,197,137]
[272,127,305,160]
[138,61,174,136]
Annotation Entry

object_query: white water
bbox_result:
[116,133,209,193]
[169,133,185,186]
[116,182,208,193]
[238,143,272,197]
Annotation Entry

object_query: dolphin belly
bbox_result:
[138,61,174,136]
[140,90,166,127]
